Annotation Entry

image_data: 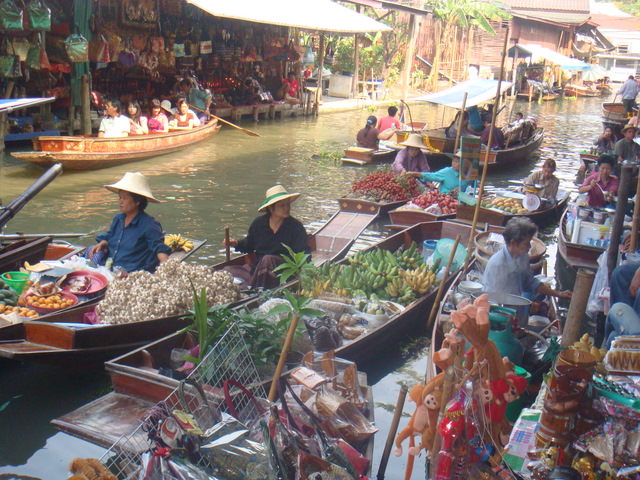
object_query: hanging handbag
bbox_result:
[11,38,30,62]
[27,0,51,30]
[64,33,89,62]
[0,38,21,78]
[26,43,41,69]
[0,0,23,31]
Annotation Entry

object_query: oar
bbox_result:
[188,103,260,137]
[224,226,231,262]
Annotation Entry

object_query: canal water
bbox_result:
[0,94,607,478]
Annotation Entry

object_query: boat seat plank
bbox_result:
[0,340,64,355]
[52,392,154,449]
[312,211,378,261]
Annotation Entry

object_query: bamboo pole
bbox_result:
[465,27,510,259]
[376,384,408,480]
[314,35,325,117]
[608,165,634,279]
[224,226,231,261]
[426,235,461,334]
[401,12,418,100]
[81,74,91,135]
[353,33,360,99]
[268,313,300,401]
[561,269,595,347]
[630,174,640,252]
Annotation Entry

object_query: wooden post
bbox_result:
[401,11,418,100]
[68,105,75,135]
[81,74,91,135]
[608,165,634,279]
[511,44,518,96]
[224,226,231,261]
[0,112,7,157]
[561,268,595,347]
[467,28,509,254]
[353,6,361,99]
[376,384,408,480]
[630,174,640,252]
[314,34,325,117]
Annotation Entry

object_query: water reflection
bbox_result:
[0,95,607,477]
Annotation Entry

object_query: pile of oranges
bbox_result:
[0,304,38,318]
[26,294,75,310]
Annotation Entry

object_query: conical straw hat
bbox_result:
[104,172,162,203]
[258,185,301,212]
[399,133,425,149]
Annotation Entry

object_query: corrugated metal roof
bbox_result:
[590,14,640,31]
[513,9,591,25]
[505,0,589,13]
[186,0,392,33]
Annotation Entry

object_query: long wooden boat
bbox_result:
[388,205,456,230]
[456,191,569,227]
[564,84,599,97]
[341,145,397,166]
[602,102,635,131]
[338,196,405,215]
[10,120,221,170]
[557,208,603,271]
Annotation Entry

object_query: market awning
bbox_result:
[186,0,392,33]
[508,44,591,71]
[0,98,56,114]
[414,79,513,109]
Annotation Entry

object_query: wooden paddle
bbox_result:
[224,226,231,262]
[188,103,260,137]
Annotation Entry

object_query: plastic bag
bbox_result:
[139,450,212,480]
[587,252,609,315]
[0,0,23,31]
[27,0,51,30]
[64,34,89,62]
[315,386,378,445]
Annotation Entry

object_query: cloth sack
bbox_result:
[64,33,89,62]
[27,0,51,30]
[0,0,23,31]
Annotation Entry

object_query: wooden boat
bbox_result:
[456,191,569,227]
[388,204,456,230]
[564,84,599,97]
[474,230,546,274]
[557,208,603,271]
[10,120,221,171]
[602,102,635,131]
[0,236,52,273]
[338,196,405,215]
[341,145,396,166]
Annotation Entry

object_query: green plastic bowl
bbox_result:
[1,271,29,294]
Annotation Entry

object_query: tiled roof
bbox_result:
[505,0,589,13]
[590,14,640,30]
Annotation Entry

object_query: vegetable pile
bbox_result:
[97,259,239,324]
[300,243,440,306]
[352,170,420,202]
[412,191,458,214]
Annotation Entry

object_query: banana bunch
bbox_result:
[401,265,437,295]
[571,333,606,363]
[385,277,416,304]
[164,234,194,252]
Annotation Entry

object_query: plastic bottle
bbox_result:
[423,239,437,265]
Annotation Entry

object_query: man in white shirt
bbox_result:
[618,75,640,115]
[98,100,131,138]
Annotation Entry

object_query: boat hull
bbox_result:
[557,209,602,271]
[388,207,456,230]
[10,121,221,170]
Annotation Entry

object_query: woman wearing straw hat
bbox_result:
[391,133,431,174]
[88,172,171,273]
[223,185,310,289]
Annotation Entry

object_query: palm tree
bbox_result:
[426,0,510,89]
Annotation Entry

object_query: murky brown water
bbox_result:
[0,94,607,477]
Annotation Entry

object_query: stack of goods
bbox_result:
[481,196,529,215]
[351,169,420,202]
[395,190,458,215]
[96,259,239,324]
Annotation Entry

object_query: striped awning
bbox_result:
[186,0,392,33]
[415,79,513,109]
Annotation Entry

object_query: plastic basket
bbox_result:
[1,271,29,293]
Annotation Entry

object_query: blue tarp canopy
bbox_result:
[0,98,55,114]
[415,79,513,109]
[508,44,590,71]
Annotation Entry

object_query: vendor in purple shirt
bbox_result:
[392,133,431,174]
[578,155,619,208]
[88,172,171,273]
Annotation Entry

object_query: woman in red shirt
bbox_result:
[282,72,301,105]
[169,99,197,130]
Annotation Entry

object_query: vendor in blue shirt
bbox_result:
[482,217,572,301]
[88,172,171,273]
[408,151,472,194]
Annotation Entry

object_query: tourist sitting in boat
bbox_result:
[409,150,471,194]
[445,111,480,139]
[179,78,212,123]
[126,101,148,135]
[604,260,640,347]
[614,124,640,164]
[524,158,559,202]
[377,106,401,131]
[223,185,310,289]
[593,127,617,155]
[482,217,572,302]
[356,116,396,150]
[148,99,169,133]
[169,99,198,130]
[88,172,171,273]
[480,118,504,150]
[392,133,430,174]
[282,71,301,105]
[578,155,618,208]
[98,99,130,138]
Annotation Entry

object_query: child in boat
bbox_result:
[126,101,148,135]
[147,99,169,133]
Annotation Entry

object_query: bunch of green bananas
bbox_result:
[164,234,194,252]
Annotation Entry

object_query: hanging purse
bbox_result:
[26,43,42,69]
[0,0,23,31]
[27,0,51,31]
[64,33,89,62]
[11,38,30,62]
[0,38,21,78]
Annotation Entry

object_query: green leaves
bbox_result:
[273,244,312,283]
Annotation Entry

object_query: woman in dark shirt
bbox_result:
[88,172,171,273]
[356,115,395,149]
[224,185,310,289]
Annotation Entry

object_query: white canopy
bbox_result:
[508,44,591,71]
[415,79,513,109]
[186,0,392,33]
